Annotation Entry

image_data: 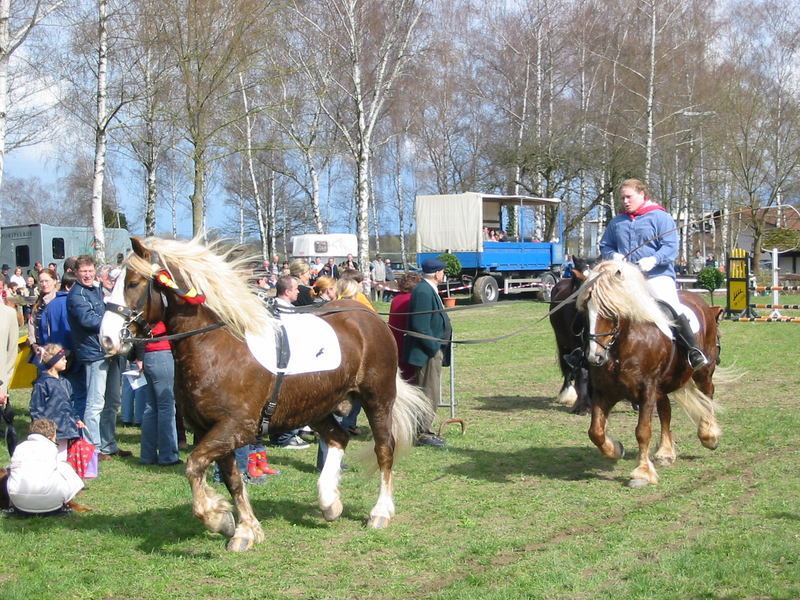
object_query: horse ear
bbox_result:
[130,237,150,261]
[709,305,723,323]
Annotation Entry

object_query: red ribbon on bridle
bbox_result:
[155,270,206,304]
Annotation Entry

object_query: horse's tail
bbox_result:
[668,379,722,448]
[356,373,434,473]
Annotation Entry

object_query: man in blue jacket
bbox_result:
[403,257,451,448]
[67,255,131,459]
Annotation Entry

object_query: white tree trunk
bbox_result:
[91,0,109,264]
[644,0,656,179]
[0,0,65,215]
[239,73,269,259]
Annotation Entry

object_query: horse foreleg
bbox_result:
[218,451,264,552]
[629,395,659,488]
[654,393,677,466]
[186,451,235,539]
[557,375,578,406]
[588,400,624,461]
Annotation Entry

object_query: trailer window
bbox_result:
[52,237,65,259]
[15,245,30,268]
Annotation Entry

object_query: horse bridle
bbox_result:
[104,261,164,350]
[586,319,620,353]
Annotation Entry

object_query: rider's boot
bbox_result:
[673,314,708,370]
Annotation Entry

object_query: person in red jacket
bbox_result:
[135,322,181,466]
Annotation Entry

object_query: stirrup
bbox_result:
[688,348,708,370]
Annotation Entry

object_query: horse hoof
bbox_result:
[627,478,650,489]
[226,536,254,552]
[208,512,236,538]
[654,456,675,467]
[607,440,624,460]
[367,515,391,529]
[321,499,343,522]
[701,438,719,451]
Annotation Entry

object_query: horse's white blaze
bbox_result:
[99,268,128,352]
[586,300,601,361]
[370,472,395,520]
[317,446,344,509]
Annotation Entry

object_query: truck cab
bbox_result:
[415,192,563,302]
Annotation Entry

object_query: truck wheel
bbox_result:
[538,271,558,302]
[472,276,499,304]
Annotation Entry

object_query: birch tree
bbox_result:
[159,0,271,236]
[291,0,428,273]
[0,0,65,219]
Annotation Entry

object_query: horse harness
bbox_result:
[257,300,292,437]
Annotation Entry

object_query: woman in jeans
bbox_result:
[136,321,180,466]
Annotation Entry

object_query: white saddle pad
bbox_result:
[245,313,341,375]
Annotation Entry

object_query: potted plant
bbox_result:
[437,253,462,307]
[696,265,725,305]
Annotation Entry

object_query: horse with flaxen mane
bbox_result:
[548,256,595,415]
[576,260,722,488]
[99,237,432,552]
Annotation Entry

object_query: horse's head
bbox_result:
[570,256,597,282]
[100,238,166,355]
[576,260,668,367]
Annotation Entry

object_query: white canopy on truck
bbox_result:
[415,192,560,253]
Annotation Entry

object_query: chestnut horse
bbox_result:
[99,237,432,551]
[576,260,722,488]
[548,257,594,415]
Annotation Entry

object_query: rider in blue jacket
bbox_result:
[599,179,708,369]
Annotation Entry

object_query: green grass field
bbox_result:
[1,298,798,600]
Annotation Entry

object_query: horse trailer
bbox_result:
[0,224,131,273]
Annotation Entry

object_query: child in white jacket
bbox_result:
[5,418,86,514]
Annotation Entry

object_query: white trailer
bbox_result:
[290,233,358,261]
[0,224,132,273]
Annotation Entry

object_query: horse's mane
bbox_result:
[126,236,275,339]
[577,260,672,328]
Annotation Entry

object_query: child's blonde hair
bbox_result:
[41,343,65,365]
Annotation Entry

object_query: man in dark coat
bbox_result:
[67,255,131,460]
[403,257,451,447]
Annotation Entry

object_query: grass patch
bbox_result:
[1,299,798,599]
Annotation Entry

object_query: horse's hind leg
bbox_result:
[363,395,396,529]
[692,375,721,450]
[314,414,348,522]
[654,393,677,466]
[218,451,264,552]
[629,392,659,488]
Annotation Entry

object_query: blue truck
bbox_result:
[415,193,564,303]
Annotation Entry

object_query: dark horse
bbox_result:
[100,237,432,551]
[576,260,722,487]
[548,257,594,415]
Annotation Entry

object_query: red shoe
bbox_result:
[247,453,264,478]
[256,450,279,475]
